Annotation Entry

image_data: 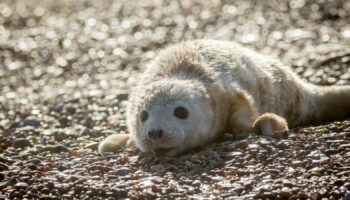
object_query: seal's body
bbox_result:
[99,40,350,156]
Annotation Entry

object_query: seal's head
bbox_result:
[127,79,216,156]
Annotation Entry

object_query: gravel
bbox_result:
[0,0,350,199]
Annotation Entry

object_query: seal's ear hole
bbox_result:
[174,106,189,119]
[140,110,149,122]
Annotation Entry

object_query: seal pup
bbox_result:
[99,40,350,156]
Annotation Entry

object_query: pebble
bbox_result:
[237,140,249,149]
[12,139,31,148]
[150,164,166,174]
[344,193,350,200]
[14,182,29,190]
[23,118,41,127]
[0,162,9,170]
[115,166,132,176]
[42,145,70,153]
[226,151,243,158]
[29,158,42,165]
[279,187,292,199]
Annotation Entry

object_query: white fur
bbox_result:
[99,40,350,156]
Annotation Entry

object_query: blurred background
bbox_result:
[1,0,350,103]
[0,0,350,199]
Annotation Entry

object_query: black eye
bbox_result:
[174,106,189,119]
[140,110,148,122]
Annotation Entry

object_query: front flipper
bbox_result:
[228,92,258,138]
[253,113,289,139]
[228,92,289,139]
[98,134,134,155]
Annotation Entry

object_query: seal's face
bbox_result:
[128,80,215,156]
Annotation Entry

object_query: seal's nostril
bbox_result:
[148,129,163,141]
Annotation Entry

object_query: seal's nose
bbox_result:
[148,129,163,141]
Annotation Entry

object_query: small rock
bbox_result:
[115,166,132,176]
[28,164,38,170]
[29,158,42,165]
[227,141,239,149]
[39,194,60,200]
[227,151,243,158]
[344,192,350,200]
[14,182,29,190]
[111,188,128,198]
[82,116,94,128]
[53,132,67,142]
[0,162,9,170]
[282,179,294,187]
[279,187,292,199]
[248,144,259,149]
[259,139,271,145]
[23,118,41,127]
[260,191,277,199]
[333,179,344,186]
[58,117,70,127]
[12,139,31,148]
[116,93,129,101]
[276,141,288,150]
[42,145,70,153]
[150,164,166,173]
[45,181,55,189]
[237,140,249,149]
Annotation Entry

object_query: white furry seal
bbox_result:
[99,40,350,156]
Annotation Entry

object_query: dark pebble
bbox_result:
[39,195,60,200]
[57,165,68,171]
[23,118,41,127]
[280,187,292,199]
[28,164,38,170]
[40,187,50,194]
[42,145,70,153]
[88,165,112,173]
[277,141,288,150]
[58,117,70,127]
[344,192,350,200]
[324,148,340,156]
[29,158,42,165]
[45,181,55,189]
[115,166,132,176]
[10,191,23,199]
[116,93,129,101]
[344,182,350,190]
[74,184,83,194]
[53,132,67,142]
[82,116,94,128]
[9,122,21,129]
[111,188,128,198]
[65,106,76,115]
[0,162,10,170]
[334,179,344,186]
[12,139,31,148]
[237,140,249,149]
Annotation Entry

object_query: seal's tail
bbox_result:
[310,85,350,122]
